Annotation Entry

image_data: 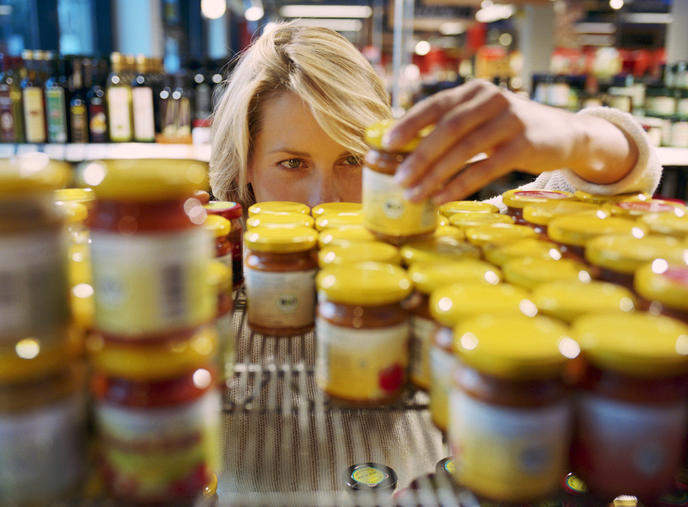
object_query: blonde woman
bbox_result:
[210,22,661,209]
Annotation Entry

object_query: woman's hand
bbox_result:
[383,80,638,204]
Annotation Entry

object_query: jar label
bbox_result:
[429,345,457,431]
[107,87,132,141]
[22,87,46,143]
[90,229,213,336]
[0,395,85,504]
[95,388,221,502]
[678,99,688,117]
[362,167,437,237]
[0,229,68,337]
[575,394,687,483]
[244,268,316,331]
[449,390,570,499]
[132,87,155,142]
[410,316,436,389]
[670,121,688,148]
[649,96,677,116]
[316,317,409,401]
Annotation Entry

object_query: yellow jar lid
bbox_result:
[318,226,376,248]
[484,239,562,267]
[315,213,364,231]
[88,326,218,381]
[502,189,572,209]
[572,313,688,377]
[318,242,401,268]
[454,314,574,380]
[203,215,231,238]
[248,201,310,216]
[504,257,591,290]
[585,235,687,274]
[245,226,318,253]
[55,200,87,225]
[364,119,433,153]
[0,330,74,383]
[449,212,513,229]
[317,261,412,305]
[574,190,650,204]
[640,211,688,237]
[439,201,498,217]
[635,262,688,310]
[311,202,362,217]
[400,236,481,265]
[409,260,501,294]
[54,187,95,204]
[523,201,599,226]
[606,199,687,219]
[438,215,450,227]
[548,213,646,247]
[434,225,465,241]
[532,281,635,323]
[465,223,537,247]
[79,159,208,201]
[246,213,314,229]
[208,260,232,294]
[0,153,70,195]
[429,283,533,328]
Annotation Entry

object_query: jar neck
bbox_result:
[317,298,407,329]
[88,198,196,233]
[364,148,407,175]
[246,249,317,272]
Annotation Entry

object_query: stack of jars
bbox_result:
[204,200,244,288]
[82,159,222,504]
[0,154,87,505]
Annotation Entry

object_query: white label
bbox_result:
[410,316,436,387]
[107,87,132,141]
[678,98,688,116]
[244,268,316,330]
[132,87,155,141]
[0,229,67,336]
[671,121,688,148]
[22,87,46,143]
[0,395,85,503]
[649,96,677,116]
[316,317,409,400]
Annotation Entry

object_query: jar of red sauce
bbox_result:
[204,200,244,288]
[502,189,573,224]
[203,215,232,269]
[571,313,688,502]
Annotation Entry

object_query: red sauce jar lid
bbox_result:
[204,201,243,220]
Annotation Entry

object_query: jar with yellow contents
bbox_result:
[450,314,576,502]
[315,262,412,405]
[502,189,573,223]
[362,120,437,245]
[248,201,310,216]
[503,257,592,291]
[640,211,688,239]
[318,241,400,268]
[244,227,318,335]
[406,261,501,391]
[400,236,480,266]
[55,200,89,246]
[635,262,688,324]
[427,283,532,432]
[246,212,315,230]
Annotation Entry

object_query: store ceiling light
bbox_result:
[475,3,514,23]
[609,0,623,10]
[439,21,465,35]
[279,5,373,18]
[201,0,227,19]
[296,18,363,32]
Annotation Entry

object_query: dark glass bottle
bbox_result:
[86,59,108,143]
[45,53,69,143]
[193,64,211,122]
[0,55,24,142]
[69,58,89,143]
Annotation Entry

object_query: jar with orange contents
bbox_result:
[204,201,244,288]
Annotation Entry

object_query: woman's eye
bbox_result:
[278,158,306,170]
[342,155,362,166]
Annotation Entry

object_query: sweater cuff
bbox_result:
[559,107,661,196]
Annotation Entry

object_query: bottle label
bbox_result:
[46,87,68,143]
[315,317,409,401]
[244,268,316,331]
[0,394,85,504]
[22,87,46,143]
[409,315,436,389]
[89,228,213,336]
[69,103,88,143]
[362,167,437,237]
[106,86,132,141]
[177,97,191,136]
[94,389,221,502]
[88,103,107,142]
[0,89,16,142]
[132,87,155,141]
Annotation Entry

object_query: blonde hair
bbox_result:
[210,21,392,205]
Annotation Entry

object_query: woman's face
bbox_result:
[248,91,363,207]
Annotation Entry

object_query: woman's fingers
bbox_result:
[404,110,525,202]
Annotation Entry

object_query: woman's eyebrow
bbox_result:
[268,148,311,156]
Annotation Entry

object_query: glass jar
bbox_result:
[0,327,75,385]
[406,260,501,390]
[439,201,498,217]
[54,187,95,208]
[450,314,575,502]
[465,223,538,249]
[208,261,233,383]
[483,238,562,267]
[244,226,318,336]
[645,86,677,117]
[84,159,213,338]
[318,241,400,268]
[68,243,94,345]
[92,366,221,504]
[311,202,362,218]
[532,281,635,323]
[246,212,315,230]
[55,200,89,246]
[503,257,592,291]
[315,262,412,405]
[0,366,86,505]
[502,189,572,223]
[522,201,599,236]
[248,201,310,217]
[428,283,532,432]
[204,201,244,288]
[203,215,232,267]
[640,211,688,239]
[585,235,687,290]
[315,213,364,231]
[400,236,480,266]
[634,262,688,324]
[362,120,437,245]
[547,212,646,262]
[318,226,376,249]
[449,212,513,230]
[571,314,688,501]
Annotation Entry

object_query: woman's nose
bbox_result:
[308,172,339,206]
